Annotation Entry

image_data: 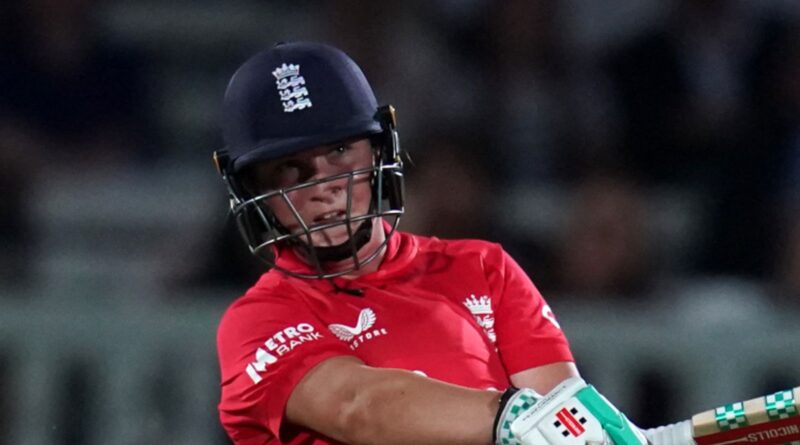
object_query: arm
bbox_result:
[488,246,575,383]
[510,361,581,395]
[286,358,583,445]
[286,354,644,445]
[286,355,500,445]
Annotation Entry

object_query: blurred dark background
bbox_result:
[1,1,799,444]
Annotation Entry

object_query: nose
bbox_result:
[306,156,347,202]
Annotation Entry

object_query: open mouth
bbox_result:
[312,210,346,225]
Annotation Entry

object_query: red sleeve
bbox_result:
[216,290,355,444]
[487,246,574,374]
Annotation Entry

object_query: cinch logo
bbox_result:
[245,322,322,384]
[463,294,496,343]
[328,308,388,350]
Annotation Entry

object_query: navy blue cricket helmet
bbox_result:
[213,42,404,279]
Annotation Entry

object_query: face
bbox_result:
[245,138,376,249]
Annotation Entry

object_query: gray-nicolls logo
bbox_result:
[272,63,312,112]
[463,294,496,343]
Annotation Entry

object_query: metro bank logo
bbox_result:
[245,322,322,384]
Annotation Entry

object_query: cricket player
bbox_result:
[213,41,647,445]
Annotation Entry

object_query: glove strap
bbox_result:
[495,387,540,445]
[494,387,519,444]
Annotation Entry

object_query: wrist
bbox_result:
[493,387,519,444]
[494,386,541,445]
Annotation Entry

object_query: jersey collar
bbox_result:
[273,219,418,284]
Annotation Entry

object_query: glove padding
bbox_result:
[496,377,649,445]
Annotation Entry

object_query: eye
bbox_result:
[269,160,303,188]
[325,145,353,165]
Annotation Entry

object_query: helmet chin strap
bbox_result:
[290,218,375,265]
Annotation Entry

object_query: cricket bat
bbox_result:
[648,386,800,445]
[691,386,800,445]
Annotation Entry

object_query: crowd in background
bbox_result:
[1,1,799,442]
[4,0,799,307]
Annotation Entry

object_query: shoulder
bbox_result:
[216,272,303,344]
[393,232,513,281]
[409,232,507,264]
[407,231,502,255]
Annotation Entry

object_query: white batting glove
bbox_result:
[644,420,694,445]
[495,377,649,445]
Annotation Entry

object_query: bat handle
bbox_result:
[643,420,695,445]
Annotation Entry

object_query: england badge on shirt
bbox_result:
[463,294,496,343]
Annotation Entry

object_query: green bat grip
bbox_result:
[576,385,645,445]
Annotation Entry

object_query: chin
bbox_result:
[308,226,353,247]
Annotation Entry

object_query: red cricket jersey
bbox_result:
[217,228,573,444]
